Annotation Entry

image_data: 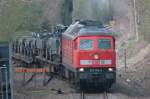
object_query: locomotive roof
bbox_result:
[63,21,114,40]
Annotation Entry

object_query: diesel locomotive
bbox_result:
[13,21,116,90]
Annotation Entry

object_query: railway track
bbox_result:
[80,91,85,99]
[80,91,109,99]
[103,91,109,99]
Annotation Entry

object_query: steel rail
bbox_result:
[103,91,109,99]
[80,91,85,99]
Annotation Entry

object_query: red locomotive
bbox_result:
[13,20,116,90]
[62,21,116,89]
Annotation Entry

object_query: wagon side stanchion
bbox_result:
[33,64,37,88]
[42,62,45,86]
[42,68,49,86]
[22,69,26,86]
[43,64,54,86]
[21,66,36,86]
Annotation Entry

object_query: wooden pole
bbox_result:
[124,49,127,72]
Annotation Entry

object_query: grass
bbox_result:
[31,90,52,96]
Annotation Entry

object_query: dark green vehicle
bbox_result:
[0,42,13,99]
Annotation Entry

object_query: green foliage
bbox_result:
[137,0,150,41]
[0,0,43,41]
[73,0,112,23]
[73,0,128,24]
[62,0,73,25]
[112,0,128,18]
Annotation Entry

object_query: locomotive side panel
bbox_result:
[62,37,74,70]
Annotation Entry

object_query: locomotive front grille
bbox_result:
[91,73,105,81]
[79,68,116,81]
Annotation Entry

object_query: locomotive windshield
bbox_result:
[98,39,111,49]
[80,39,94,50]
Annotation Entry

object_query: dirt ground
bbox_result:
[13,71,150,99]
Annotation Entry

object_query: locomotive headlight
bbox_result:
[78,68,84,72]
[108,68,113,72]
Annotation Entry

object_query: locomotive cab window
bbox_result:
[99,39,111,49]
[80,39,94,50]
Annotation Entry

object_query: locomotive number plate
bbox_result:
[92,60,100,64]
[89,68,102,73]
